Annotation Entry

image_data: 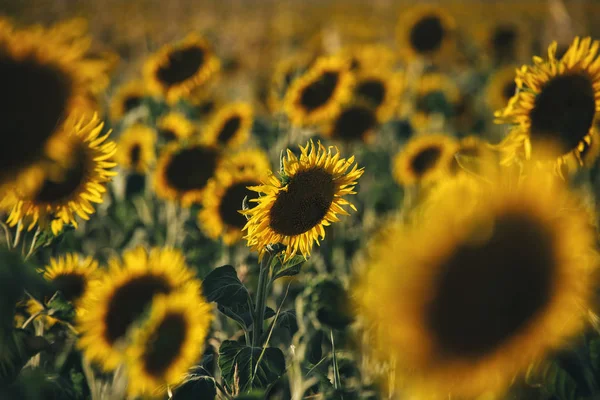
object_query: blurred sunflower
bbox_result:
[144,34,220,103]
[0,20,100,186]
[393,134,458,186]
[353,69,403,122]
[411,73,461,130]
[157,111,195,143]
[125,289,212,397]
[338,44,397,73]
[324,103,378,144]
[475,19,531,65]
[204,103,253,148]
[396,5,456,62]
[496,37,600,175]
[243,140,363,261]
[268,52,317,112]
[222,148,272,176]
[115,124,156,173]
[5,114,117,235]
[449,136,497,176]
[354,173,598,399]
[485,65,518,112]
[284,56,354,126]
[199,162,265,245]
[154,142,221,206]
[77,247,199,370]
[109,80,148,121]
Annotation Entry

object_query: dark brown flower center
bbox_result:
[426,211,556,359]
[502,80,517,102]
[529,73,596,153]
[410,146,442,176]
[355,80,386,107]
[130,144,141,167]
[299,71,340,112]
[123,95,143,113]
[34,146,87,203]
[156,45,206,87]
[217,116,242,145]
[160,129,178,142]
[491,25,517,62]
[219,180,259,229]
[164,146,220,192]
[269,168,335,236]
[0,54,72,178]
[331,105,377,142]
[409,15,445,54]
[142,312,188,377]
[196,99,215,116]
[51,273,86,303]
[103,274,172,344]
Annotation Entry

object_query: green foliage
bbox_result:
[203,265,251,308]
[270,254,305,282]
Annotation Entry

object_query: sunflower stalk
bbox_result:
[330,329,342,391]
[252,251,273,347]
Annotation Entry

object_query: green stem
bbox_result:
[252,253,272,347]
[331,330,341,391]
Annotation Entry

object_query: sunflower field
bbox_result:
[5,0,600,399]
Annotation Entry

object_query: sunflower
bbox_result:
[396,5,456,62]
[203,103,253,148]
[353,69,403,122]
[221,148,272,176]
[410,73,461,131]
[0,19,101,186]
[338,44,397,73]
[154,142,221,206]
[156,112,195,143]
[144,34,220,103]
[354,173,598,399]
[199,162,266,245]
[268,52,317,113]
[77,246,200,371]
[243,140,363,261]
[474,18,532,65]
[393,134,458,186]
[109,80,148,121]
[115,124,156,173]
[5,114,117,235]
[495,37,600,176]
[125,290,212,397]
[283,56,354,126]
[485,65,518,112]
[324,103,378,144]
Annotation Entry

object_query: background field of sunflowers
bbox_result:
[4,1,600,399]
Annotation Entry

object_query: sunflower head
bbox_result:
[396,5,456,62]
[203,103,253,148]
[338,44,397,73]
[393,133,459,186]
[77,246,200,370]
[243,140,364,261]
[144,34,220,104]
[125,289,213,396]
[410,73,461,130]
[486,65,518,112]
[495,37,600,175]
[42,253,99,304]
[324,103,378,144]
[109,80,148,121]
[5,114,117,235]
[354,172,598,399]
[156,111,196,143]
[269,52,317,113]
[284,56,354,126]
[115,124,156,173]
[353,69,403,122]
[154,141,222,206]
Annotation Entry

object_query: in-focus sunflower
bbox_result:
[324,103,378,144]
[115,124,156,173]
[410,73,461,131]
[393,133,458,186]
[157,112,195,143]
[353,69,403,122]
[0,20,100,186]
[485,65,518,112]
[203,103,253,148]
[5,114,117,235]
[396,5,456,62]
[77,247,200,370]
[495,37,600,175]
[109,80,148,121]
[126,290,212,397]
[144,34,220,103]
[243,140,363,261]
[154,142,221,206]
[284,56,354,126]
[199,162,266,245]
[354,173,598,399]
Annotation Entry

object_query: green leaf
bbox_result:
[173,376,217,400]
[203,265,250,309]
[275,310,298,336]
[526,361,578,400]
[234,392,266,400]
[218,340,286,393]
[218,304,275,329]
[270,255,305,282]
[47,292,76,322]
